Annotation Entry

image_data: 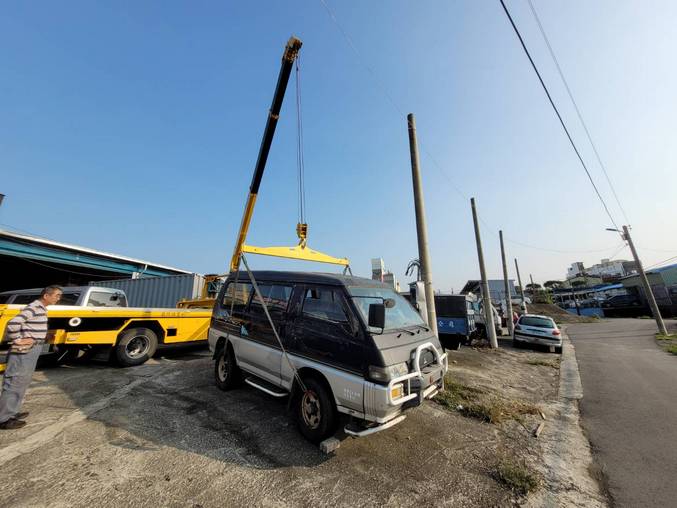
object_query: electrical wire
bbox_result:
[526,0,630,226]
[644,255,677,271]
[317,0,628,256]
[499,0,621,234]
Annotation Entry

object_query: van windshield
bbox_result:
[348,286,425,331]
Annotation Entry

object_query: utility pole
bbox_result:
[470,198,498,348]
[407,114,438,337]
[622,225,667,335]
[499,230,514,336]
[514,258,528,314]
[529,273,536,300]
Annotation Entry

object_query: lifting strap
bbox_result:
[240,253,307,393]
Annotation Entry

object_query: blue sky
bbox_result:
[2,1,676,291]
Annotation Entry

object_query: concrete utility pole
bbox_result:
[470,198,498,348]
[622,225,667,335]
[407,113,438,337]
[499,231,514,336]
[514,258,528,314]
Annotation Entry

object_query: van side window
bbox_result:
[222,282,253,313]
[302,288,348,322]
[250,284,292,312]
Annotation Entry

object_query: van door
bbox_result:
[287,285,364,376]
[242,283,292,386]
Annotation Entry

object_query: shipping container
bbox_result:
[90,273,205,308]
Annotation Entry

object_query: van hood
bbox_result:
[371,328,443,366]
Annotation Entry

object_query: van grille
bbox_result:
[417,348,436,370]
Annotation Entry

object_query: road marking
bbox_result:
[0,368,171,466]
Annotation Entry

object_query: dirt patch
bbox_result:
[527,303,598,324]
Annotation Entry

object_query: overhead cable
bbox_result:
[318,0,621,254]
[499,0,620,233]
[526,0,630,225]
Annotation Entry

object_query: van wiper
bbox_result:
[392,327,416,336]
[411,324,430,332]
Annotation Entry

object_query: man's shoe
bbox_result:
[0,418,26,430]
[15,412,29,419]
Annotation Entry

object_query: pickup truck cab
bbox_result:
[0,286,127,307]
[209,271,448,444]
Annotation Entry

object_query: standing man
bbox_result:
[0,285,62,429]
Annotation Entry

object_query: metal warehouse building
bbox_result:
[621,263,677,316]
[0,229,192,293]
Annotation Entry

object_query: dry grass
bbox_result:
[494,460,541,495]
[655,333,677,355]
[525,359,560,369]
[435,375,540,424]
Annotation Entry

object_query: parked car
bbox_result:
[208,271,448,444]
[600,294,641,308]
[512,314,562,353]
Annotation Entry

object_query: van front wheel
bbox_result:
[296,378,338,444]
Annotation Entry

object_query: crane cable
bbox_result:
[295,57,308,244]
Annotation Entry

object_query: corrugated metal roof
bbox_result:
[1,229,192,274]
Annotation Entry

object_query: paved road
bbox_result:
[568,318,677,507]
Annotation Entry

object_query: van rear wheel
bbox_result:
[295,377,338,444]
[215,344,240,391]
[116,328,158,367]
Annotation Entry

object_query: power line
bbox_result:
[644,255,677,271]
[318,0,623,255]
[498,0,620,233]
[526,0,630,225]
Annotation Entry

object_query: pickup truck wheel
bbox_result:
[215,345,240,391]
[116,328,158,367]
[296,378,338,444]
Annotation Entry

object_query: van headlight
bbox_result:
[368,362,409,382]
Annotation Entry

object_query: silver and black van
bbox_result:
[208,271,448,444]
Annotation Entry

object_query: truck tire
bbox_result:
[295,377,338,444]
[215,344,240,391]
[116,328,158,367]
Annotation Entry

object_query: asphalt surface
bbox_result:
[568,318,677,507]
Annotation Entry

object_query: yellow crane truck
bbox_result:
[0,286,211,371]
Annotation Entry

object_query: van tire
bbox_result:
[116,328,158,367]
[295,377,338,444]
[215,344,240,391]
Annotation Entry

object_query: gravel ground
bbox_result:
[0,339,595,507]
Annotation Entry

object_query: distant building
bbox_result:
[566,258,636,281]
[567,262,585,279]
[460,279,516,303]
[371,258,400,292]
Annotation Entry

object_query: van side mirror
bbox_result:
[368,303,386,330]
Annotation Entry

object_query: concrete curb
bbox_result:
[525,331,608,507]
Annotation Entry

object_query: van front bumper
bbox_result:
[363,342,447,425]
